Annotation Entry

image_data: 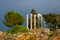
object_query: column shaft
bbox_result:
[34,15,36,29]
[38,15,40,27]
[38,14,42,27]
[30,14,32,29]
[26,14,29,29]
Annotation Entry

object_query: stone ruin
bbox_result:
[26,13,46,30]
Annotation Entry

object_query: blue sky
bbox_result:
[0,0,60,31]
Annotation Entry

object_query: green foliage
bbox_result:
[48,31,54,37]
[6,30,12,34]
[28,37,33,40]
[57,23,60,28]
[5,25,29,34]
[50,28,56,31]
[43,13,56,23]
[3,10,24,27]
[31,9,37,14]
[43,13,60,29]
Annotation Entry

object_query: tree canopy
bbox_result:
[3,11,24,27]
[43,13,60,29]
[31,9,37,14]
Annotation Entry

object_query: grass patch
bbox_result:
[28,37,33,40]
[5,25,29,34]
[48,31,54,37]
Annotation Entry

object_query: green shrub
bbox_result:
[6,29,12,34]
[48,31,54,37]
[28,37,33,40]
[50,28,56,31]
[5,25,29,34]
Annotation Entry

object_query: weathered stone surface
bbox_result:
[50,29,60,40]
[0,31,6,40]
[0,28,60,40]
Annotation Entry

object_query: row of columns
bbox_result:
[26,14,42,30]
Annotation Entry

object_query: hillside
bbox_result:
[0,28,60,40]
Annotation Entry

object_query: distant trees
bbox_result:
[3,11,24,27]
[31,9,37,14]
[43,13,60,30]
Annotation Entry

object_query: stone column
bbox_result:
[44,21,46,28]
[34,15,36,29]
[26,14,29,29]
[38,14,42,27]
[38,15,40,28]
[30,14,32,29]
[41,16,42,27]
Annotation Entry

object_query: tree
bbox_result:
[43,13,60,30]
[3,11,24,27]
[31,9,37,14]
[58,23,60,28]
